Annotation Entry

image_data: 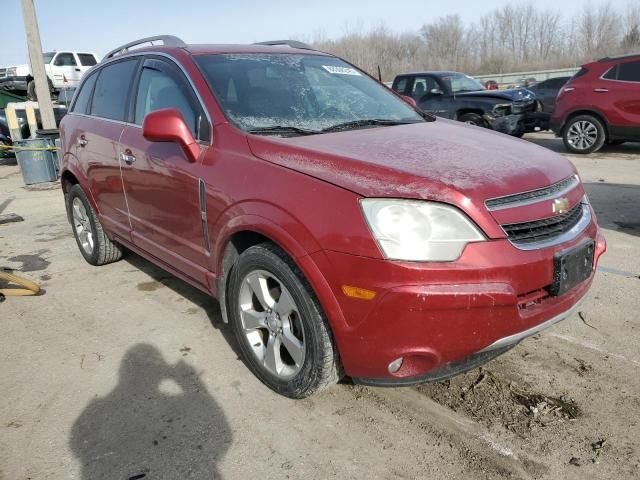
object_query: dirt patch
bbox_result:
[137,280,165,292]
[417,367,580,437]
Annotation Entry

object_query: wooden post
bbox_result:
[5,104,22,141]
[20,0,56,130]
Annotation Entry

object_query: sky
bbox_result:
[2,0,586,65]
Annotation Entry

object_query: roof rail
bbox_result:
[598,52,640,62]
[254,40,314,50]
[104,35,187,60]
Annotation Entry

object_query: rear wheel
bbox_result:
[562,115,606,154]
[228,243,341,398]
[67,184,123,265]
[458,112,488,128]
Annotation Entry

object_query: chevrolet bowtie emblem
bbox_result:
[552,197,570,215]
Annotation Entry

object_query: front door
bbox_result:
[51,52,81,88]
[119,56,212,285]
[594,60,640,140]
[411,76,451,118]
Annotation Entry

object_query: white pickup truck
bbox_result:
[0,51,99,99]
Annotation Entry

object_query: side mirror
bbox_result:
[430,88,444,95]
[142,108,200,162]
[400,95,417,108]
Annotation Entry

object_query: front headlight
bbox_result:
[7,67,17,76]
[360,199,485,262]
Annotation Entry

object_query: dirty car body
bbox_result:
[392,71,550,136]
[58,37,605,397]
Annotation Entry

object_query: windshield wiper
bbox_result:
[247,126,319,136]
[321,118,420,133]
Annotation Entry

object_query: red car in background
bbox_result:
[551,53,640,153]
[59,36,605,398]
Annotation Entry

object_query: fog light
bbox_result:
[388,357,404,374]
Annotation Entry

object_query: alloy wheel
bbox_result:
[238,269,306,379]
[566,120,598,151]
[72,197,94,255]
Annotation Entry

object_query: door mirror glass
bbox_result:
[142,108,200,162]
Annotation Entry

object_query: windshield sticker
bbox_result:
[322,65,361,76]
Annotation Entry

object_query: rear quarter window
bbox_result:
[90,59,139,121]
[77,54,98,66]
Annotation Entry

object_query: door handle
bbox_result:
[120,151,136,165]
[77,136,88,147]
[75,68,81,72]
[594,88,609,93]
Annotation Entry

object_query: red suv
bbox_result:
[59,36,606,398]
[551,53,640,154]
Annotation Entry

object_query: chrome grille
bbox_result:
[0,68,7,79]
[486,175,579,211]
[502,202,585,246]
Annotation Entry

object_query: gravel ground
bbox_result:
[1,132,638,479]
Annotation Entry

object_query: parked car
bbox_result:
[392,71,549,136]
[59,36,606,398]
[528,76,571,113]
[551,53,640,154]
[0,51,98,99]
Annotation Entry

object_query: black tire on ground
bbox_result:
[228,242,342,398]
[458,112,488,128]
[26,78,54,101]
[67,184,123,266]
[562,114,606,154]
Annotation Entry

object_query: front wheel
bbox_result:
[228,243,341,398]
[67,184,123,265]
[458,112,488,128]
[562,115,606,154]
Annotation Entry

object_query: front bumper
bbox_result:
[490,111,550,135]
[311,220,605,384]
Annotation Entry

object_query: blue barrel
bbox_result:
[14,138,58,185]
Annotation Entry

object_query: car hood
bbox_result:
[246,119,575,205]
[454,88,536,102]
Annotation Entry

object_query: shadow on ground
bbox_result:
[70,343,232,479]
[124,254,243,359]
[584,182,640,238]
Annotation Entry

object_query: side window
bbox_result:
[91,59,138,121]
[549,78,567,88]
[77,54,97,66]
[603,65,618,80]
[617,61,640,82]
[411,77,438,98]
[134,63,201,139]
[71,72,98,114]
[394,78,408,94]
[54,53,77,66]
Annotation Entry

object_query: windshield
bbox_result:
[42,52,55,64]
[195,53,424,133]
[441,73,485,93]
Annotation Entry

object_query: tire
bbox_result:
[562,115,606,154]
[458,113,488,128]
[26,78,54,101]
[228,242,341,398]
[67,184,123,266]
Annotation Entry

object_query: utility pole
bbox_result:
[20,0,56,130]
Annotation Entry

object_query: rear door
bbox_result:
[81,58,140,241]
[51,52,80,88]
[118,56,211,285]
[594,60,640,140]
